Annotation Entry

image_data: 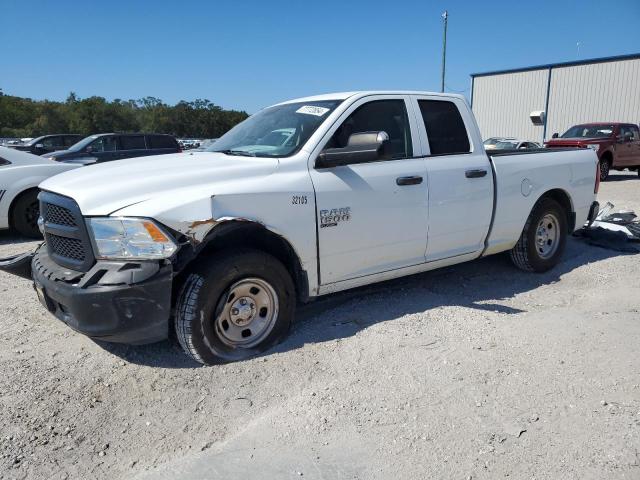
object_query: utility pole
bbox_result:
[441,10,448,93]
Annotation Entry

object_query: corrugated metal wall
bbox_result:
[472,57,640,143]
[546,58,640,137]
[472,69,548,142]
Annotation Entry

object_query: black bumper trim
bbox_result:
[32,248,173,345]
[0,251,36,279]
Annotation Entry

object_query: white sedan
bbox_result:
[0,147,81,237]
[484,138,542,150]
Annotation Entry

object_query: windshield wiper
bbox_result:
[215,149,256,157]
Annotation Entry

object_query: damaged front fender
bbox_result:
[0,250,36,280]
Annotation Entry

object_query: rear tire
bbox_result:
[11,190,41,238]
[510,198,567,273]
[174,248,295,365]
[599,158,611,181]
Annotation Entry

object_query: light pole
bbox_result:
[440,10,448,93]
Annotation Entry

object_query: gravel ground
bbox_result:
[1,172,639,480]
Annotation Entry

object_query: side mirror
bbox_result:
[85,145,94,153]
[624,132,634,142]
[35,143,44,148]
[315,131,389,169]
[551,133,559,139]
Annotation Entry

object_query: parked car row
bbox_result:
[486,122,640,181]
[0,133,181,237]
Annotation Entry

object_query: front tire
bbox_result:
[11,190,41,238]
[174,248,295,365]
[510,198,567,272]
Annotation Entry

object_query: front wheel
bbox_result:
[174,248,295,365]
[11,190,41,238]
[510,198,567,272]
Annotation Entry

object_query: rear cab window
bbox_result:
[417,99,471,155]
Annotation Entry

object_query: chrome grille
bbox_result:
[47,234,86,261]
[44,204,77,227]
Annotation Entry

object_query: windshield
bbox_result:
[67,135,100,152]
[561,125,615,139]
[208,100,342,157]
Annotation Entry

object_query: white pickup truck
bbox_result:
[0,91,600,365]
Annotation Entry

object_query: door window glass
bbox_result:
[89,136,118,152]
[630,126,640,141]
[418,100,470,155]
[325,99,412,160]
[120,135,146,150]
[147,135,177,149]
[42,136,63,148]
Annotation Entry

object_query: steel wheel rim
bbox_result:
[214,277,279,348]
[535,213,560,259]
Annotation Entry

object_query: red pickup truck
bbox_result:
[545,123,640,180]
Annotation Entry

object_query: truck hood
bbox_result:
[39,151,280,215]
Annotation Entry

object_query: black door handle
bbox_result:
[396,176,423,186]
[465,169,488,178]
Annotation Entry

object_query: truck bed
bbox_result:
[483,147,598,256]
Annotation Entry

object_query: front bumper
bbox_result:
[29,246,173,344]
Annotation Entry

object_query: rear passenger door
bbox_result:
[410,95,494,261]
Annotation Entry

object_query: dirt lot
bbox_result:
[1,172,639,480]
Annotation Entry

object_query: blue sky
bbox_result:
[2,0,639,113]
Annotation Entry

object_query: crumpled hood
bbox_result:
[39,151,279,215]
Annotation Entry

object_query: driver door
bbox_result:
[308,95,429,285]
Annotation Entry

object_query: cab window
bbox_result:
[89,136,118,152]
[120,135,146,150]
[325,99,413,160]
[42,136,63,148]
[418,100,470,155]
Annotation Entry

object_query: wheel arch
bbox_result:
[8,186,40,229]
[600,150,613,163]
[534,188,575,232]
[180,220,309,302]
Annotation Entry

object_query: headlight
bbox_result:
[86,217,178,260]
[586,144,599,151]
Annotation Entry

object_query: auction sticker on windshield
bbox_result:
[296,105,330,116]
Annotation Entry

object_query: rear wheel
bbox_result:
[510,198,567,272]
[11,190,41,238]
[599,158,611,181]
[174,248,295,365]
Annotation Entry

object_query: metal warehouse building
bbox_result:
[470,53,640,143]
